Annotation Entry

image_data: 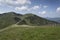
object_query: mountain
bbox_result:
[0,12,59,29]
[0,12,22,29]
[47,18,60,23]
[17,14,59,26]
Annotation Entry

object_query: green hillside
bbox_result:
[0,25,60,40]
[0,12,59,29]
[18,13,59,26]
[0,12,22,29]
[0,12,60,40]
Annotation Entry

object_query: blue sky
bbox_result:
[0,0,60,18]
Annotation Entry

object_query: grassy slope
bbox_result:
[18,14,59,26]
[0,12,59,29]
[0,12,22,29]
[0,25,60,40]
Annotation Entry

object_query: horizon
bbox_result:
[0,11,60,18]
[0,0,60,18]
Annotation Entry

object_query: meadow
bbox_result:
[0,25,60,40]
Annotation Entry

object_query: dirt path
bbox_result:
[0,24,36,32]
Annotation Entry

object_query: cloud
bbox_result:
[0,11,6,14]
[43,5,48,8]
[0,3,2,5]
[56,7,60,13]
[0,0,31,6]
[39,11,47,15]
[27,5,40,11]
[15,6,28,11]
[15,5,41,11]
[32,6,40,10]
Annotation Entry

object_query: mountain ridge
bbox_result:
[0,12,59,29]
[47,18,60,23]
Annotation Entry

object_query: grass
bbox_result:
[0,25,60,40]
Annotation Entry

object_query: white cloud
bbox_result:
[32,6,40,10]
[29,5,41,11]
[0,11,5,14]
[15,5,41,11]
[15,6,28,11]
[56,7,60,13]
[39,11,47,15]
[27,5,40,11]
[0,3,1,5]
[43,5,48,8]
[0,0,31,5]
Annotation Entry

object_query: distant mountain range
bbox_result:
[0,12,59,29]
[47,18,60,23]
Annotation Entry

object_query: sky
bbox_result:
[0,0,60,18]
